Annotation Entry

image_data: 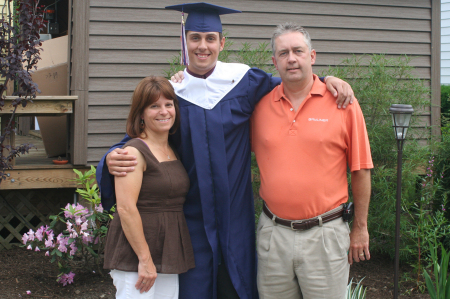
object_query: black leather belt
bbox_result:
[263,203,343,230]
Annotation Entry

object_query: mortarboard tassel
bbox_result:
[180,12,189,66]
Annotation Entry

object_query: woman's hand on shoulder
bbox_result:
[135,257,158,293]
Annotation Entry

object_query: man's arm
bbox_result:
[96,134,134,210]
[171,71,354,108]
[348,168,371,265]
[324,76,355,109]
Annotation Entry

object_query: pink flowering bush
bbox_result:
[22,166,113,285]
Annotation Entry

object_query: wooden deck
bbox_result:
[14,131,56,167]
[0,133,90,190]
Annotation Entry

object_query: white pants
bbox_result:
[110,270,179,299]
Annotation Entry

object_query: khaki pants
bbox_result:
[256,207,350,299]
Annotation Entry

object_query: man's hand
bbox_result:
[349,169,371,265]
[348,225,370,265]
[171,71,185,83]
[325,76,355,109]
[106,148,137,176]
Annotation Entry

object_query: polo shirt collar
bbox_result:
[274,74,327,102]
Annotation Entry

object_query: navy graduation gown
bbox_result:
[97,68,281,299]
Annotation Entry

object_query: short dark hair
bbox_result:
[126,76,180,138]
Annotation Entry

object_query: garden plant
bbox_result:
[346,278,367,299]
[322,54,450,292]
[424,240,450,299]
[0,0,45,181]
[21,166,112,285]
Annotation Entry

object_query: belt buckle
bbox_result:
[290,220,303,230]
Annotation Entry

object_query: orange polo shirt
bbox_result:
[251,75,373,220]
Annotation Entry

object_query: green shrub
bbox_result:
[441,85,450,117]
[424,240,450,299]
[321,54,431,259]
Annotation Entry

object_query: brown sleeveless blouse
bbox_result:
[103,139,195,274]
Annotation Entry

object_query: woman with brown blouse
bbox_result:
[103,76,195,298]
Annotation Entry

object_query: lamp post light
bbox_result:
[389,104,414,299]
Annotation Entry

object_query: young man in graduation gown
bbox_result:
[97,3,354,299]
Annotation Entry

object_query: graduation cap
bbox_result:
[165,2,241,65]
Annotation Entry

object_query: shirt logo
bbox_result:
[308,118,328,122]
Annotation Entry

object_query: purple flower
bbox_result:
[80,221,88,231]
[45,251,49,256]
[64,203,72,218]
[26,290,31,295]
[82,233,93,244]
[27,245,32,250]
[95,204,104,213]
[64,203,89,220]
[58,244,67,253]
[69,243,78,256]
[57,236,69,253]
[44,238,54,248]
[35,226,44,241]
[46,230,54,240]
[56,233,65,244]
[22,233,29,245]
[58,272,75,286]
[27,229,35,241]
[35,246,40,252]
[66,272,75,284]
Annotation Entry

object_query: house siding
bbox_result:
[442,0,450,84]
[80,0,436,164]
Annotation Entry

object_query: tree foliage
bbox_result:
[0,0,45,182]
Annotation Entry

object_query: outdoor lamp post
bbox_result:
[389,104,414,299]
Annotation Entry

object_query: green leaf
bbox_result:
[85,245,99,257]
[424,270,437,299]
[73,168,83,176]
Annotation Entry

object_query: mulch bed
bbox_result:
[350,254,431,299]
[0,246,115,298]
[1,245,431,298]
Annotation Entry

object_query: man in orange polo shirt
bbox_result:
[251,23,373,299]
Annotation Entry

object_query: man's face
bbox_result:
[186,31,225,75]
[272,31,316,84]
